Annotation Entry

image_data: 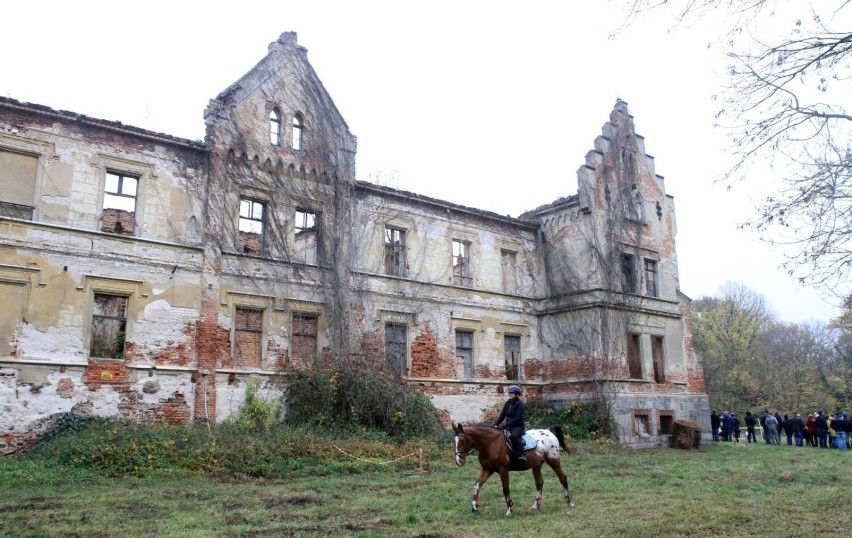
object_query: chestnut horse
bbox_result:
[453,424,574,515]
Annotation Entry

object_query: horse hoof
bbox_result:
[569,502,576,508]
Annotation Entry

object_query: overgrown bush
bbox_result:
[229,382,279,431]
[525,399,615,440]
[284,367,444,441]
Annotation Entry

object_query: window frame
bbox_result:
[455,329,475,379]
[90,292,129,360]
[269,108,282,146]
[291,311,319,362]
[385,322,408,376]
[384,226,406,277]
[452,239,472,287]
[232,306,265,368]
[292,113,304,151]
[504,334,521,381]
[644,258,658,297]
[621,253,637,293]
[237,198,266,255]
[0,146,41,220]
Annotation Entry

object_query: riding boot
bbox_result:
[515,441,527,463]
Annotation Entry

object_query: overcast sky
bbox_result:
[0,1,842,323]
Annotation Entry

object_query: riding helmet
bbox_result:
[508,384,522,394]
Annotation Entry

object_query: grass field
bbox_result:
[1,440,849,537]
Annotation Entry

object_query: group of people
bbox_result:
[711,409,851,450]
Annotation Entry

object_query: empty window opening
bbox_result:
[294,208,318,264]
[385,322,407,376]
[91,294,127,359]
[455,330,474,378]
[384,226,406,276]
[234,307,263,368]
[659,414,674,435]
[626,333,642,379]
[269,108,281,145]
[644,259,658,297]
[504,334,521,380]
[0,148,37,219]
[501,250,517,294]
[237,199,265,255]
[291,312,318,363]
[102,171,138,235]
[452,240,471,287]
[621,253,636,293]
[652,336,665,383]
[292,113,304,150]
[634,413,650,436]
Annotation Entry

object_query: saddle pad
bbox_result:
[521,433,536,451]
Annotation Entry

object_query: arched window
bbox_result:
[292,113,304,150]
[269,108,281,145]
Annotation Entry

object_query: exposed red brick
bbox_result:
[83,359,132,392]
[56,377,75,398]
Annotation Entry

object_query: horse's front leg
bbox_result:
[498,469,514,516]
[471,469,492,513]
[529,465,544,511]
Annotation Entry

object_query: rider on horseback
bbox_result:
[494,384,526,463]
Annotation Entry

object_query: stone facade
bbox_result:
[0,32,709,455]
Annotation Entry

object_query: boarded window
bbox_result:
[644,259,658,297]
[0,148,37,219]
[455,330,474,378]
[270,108,281,145]
[621,253,636,293]
[102,171,138,235]
[294,208,318,264]
[91,294,127,359]
[385,322,407,376]
[627,333,642,379]
[652,336,665,383]
[452,240,471,287]
[234,307,263,368]
[504,334,521,380]
[291,313,318,362]
[501,250,517,294]
[237,198,264,255]
[384,226,406,276]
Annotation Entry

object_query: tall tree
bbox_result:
[620,0,852,295]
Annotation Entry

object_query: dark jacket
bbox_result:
[745,414,756,428]
[790,415,805,433]
[815,414,828,432]
[494,398,526,431]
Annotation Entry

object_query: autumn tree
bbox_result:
[619,0,852,296]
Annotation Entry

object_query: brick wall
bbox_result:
[101,208,135,235]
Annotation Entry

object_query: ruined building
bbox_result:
[0,32,709,454]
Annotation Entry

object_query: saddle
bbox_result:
[502,431,536,453]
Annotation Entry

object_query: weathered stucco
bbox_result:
[0,32,709,453]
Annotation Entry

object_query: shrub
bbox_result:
[525,398,615,440]
[230,382,279,431]
[284,367,444,441]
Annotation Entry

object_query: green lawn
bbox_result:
[1,441,849,537]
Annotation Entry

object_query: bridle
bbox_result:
[454,432,474,465]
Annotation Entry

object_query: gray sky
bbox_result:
[0,1,841,322]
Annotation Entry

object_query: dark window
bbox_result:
[91,294,127,359]
[234,307,263,368]
[652,336,665,383]
[270,109,281,145]
[102,171,138,235]
[292,113,304,150]
[501,250,517,294]
[238,199,264,254]
[385,322,407,376]
[659,414,674,435]
[0,148,37,219]
[455,330,474,378]
[384,226,406,276]
[294,208,318,264]
[634,413,650,436]
[627,333,642,379]
[621,253,636,293]
[504,334,521,380]
[452,240,471,287]
[644,259,658,297]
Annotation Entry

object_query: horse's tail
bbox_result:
[549,425,570,453]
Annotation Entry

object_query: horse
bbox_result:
[453,423,574,515]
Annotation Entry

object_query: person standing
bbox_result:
[711,410,720,443]
[780,415,792,445]
[815,411,829,449]
[745,411,757,443]
[790,412,805,447]
[827,414,836,448]
[831,413,848,451]
[493,384,527,463]
[765,413,780,445]
[805,414,817,447]
[732,413,741,443]
[722,411,734,442]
